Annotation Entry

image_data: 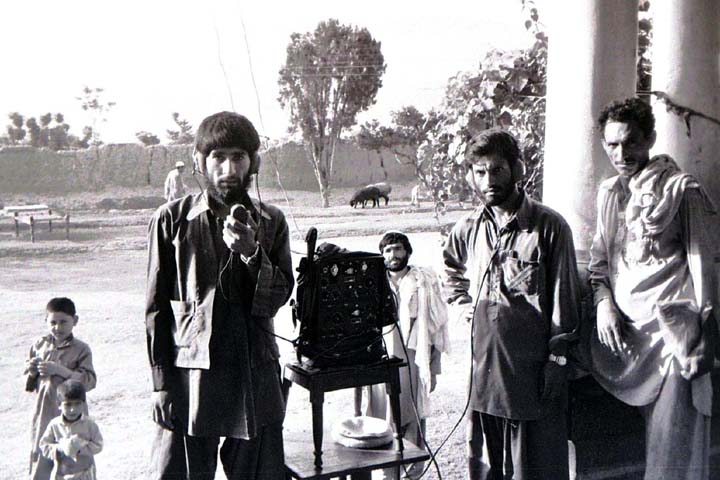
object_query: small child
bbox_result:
[39,380,103,480]
[26,297,97,480]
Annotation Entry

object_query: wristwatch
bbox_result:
[548,353,567,366]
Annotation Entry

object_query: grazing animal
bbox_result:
[350,186,387,208]
[367,182,392,205]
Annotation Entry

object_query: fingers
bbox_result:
[225,208,257,234]
[152,402,174,430]
[607,324,625,354]
[37,361,52,376]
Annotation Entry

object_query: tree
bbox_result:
[136,131,161,146]
[637,0,652,94]
[6,112,26,145]
[166,112,194,144]
[48,113,71,151]
[357,106,439,187]
[69,126,93,149]
[25,117,41,147]
[278,19,386,207]
[76,86,116,146]
[419,2,548,219]
[5,111,90,150]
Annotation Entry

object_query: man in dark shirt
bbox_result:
[145,112,294,479]
[442,128,580,480]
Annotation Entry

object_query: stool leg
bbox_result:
[386,377,404,453]
[281,377,292,404]
[354,386,363,417]
[310,392,324,468]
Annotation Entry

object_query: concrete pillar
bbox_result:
[651,0,720,206]
[543,1,638,253]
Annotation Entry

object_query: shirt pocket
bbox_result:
[170,300,202,348]
[502,255,542,296]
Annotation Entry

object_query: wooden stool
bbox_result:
[283,356,407,469]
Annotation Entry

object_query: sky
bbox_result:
[0,0,537,144]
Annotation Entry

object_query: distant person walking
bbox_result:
[164,161,186,202]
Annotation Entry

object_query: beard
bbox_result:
[385,255,409,272]
[206,176,253,209]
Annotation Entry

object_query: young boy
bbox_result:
[26,297,97,480]
[39,380,103,480]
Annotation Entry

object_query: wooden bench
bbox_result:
[2,204,70,242]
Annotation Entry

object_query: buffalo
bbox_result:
[350,186,387,208]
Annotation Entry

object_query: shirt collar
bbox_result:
[186,191,271,221]
[62,413,84,425]
[475,192,535,232]
[44,333,75,349]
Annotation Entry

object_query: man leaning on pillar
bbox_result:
[588,97,718,480]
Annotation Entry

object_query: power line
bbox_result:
[212,17,235,112]
[239,13,303,237]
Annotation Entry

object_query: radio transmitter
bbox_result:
[293,228,396,368]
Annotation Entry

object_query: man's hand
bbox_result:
[680,333,716,381]
[596,298,626,355]
[37,360,70,378]
[540,362,567,401]
[223,206,258,257]
[151,390,174,430]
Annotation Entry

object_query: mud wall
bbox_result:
[0,141,416,194]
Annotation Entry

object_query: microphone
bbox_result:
[230,203,250,224]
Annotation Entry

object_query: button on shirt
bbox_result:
[443,194,580,420]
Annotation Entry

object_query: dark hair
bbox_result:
[379,231,413,256]
[597,97,655,137]
[47,297,76,316]
[464,128,522,168]
[57,379,86,402]
[194,112,261,158]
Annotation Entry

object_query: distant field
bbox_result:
[0,186,472,479]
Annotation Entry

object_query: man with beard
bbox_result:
[589,97,717,479]
[442,128,581,479]
[364,231,449,479]
[145,112,294,479]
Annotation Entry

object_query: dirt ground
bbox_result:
[0,186,473,479]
